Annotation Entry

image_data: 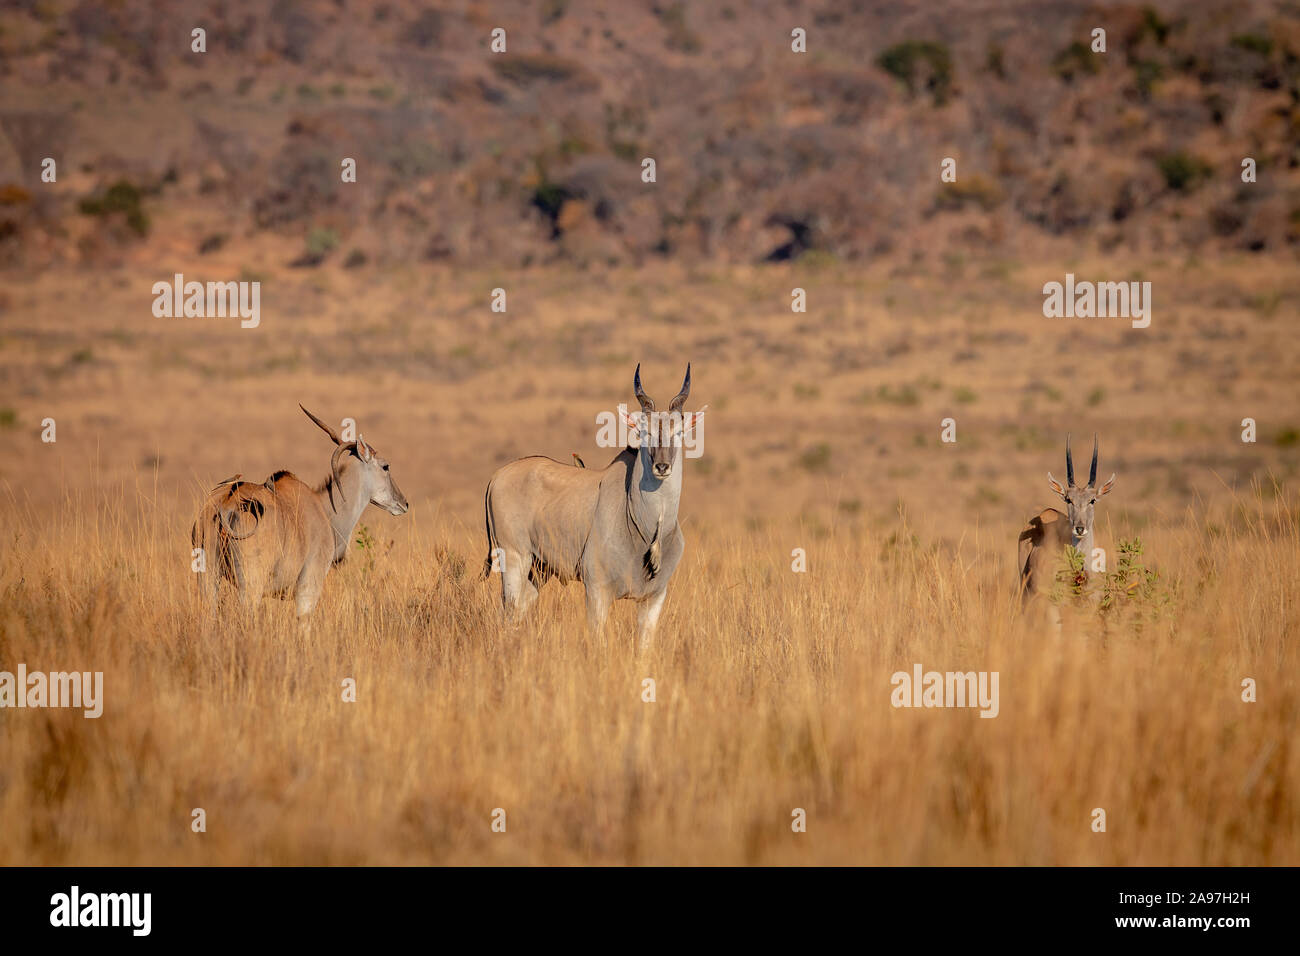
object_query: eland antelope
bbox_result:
[482,364,707,649]
[1017,433,1116,606]
[191,404,409,617]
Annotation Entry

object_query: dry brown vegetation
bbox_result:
[1,0,1297,867]
[0,255,1296,864]
[2,0,1299,271]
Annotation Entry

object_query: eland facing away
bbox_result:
[482,364,707,650]
[191,404,409,617]
[1017,433,1116,608]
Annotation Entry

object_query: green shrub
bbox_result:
[1052,41,1099,82]
[876,383,920,406]
[306,228,340,257]
[656,2,701,53]
[798,443,832,472]
[1050,537,1174,630]
[492,54,594,86]
[78,180,149,236]
[935,175,1004,212]
[1098,538,1171,617]
[1133,59,1163,98]
[1156,152,1213,192]
[1230,33,1272,56]
[878,41,954,106]
[1140,7,1172,45]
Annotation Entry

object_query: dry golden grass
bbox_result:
[0,482,1295,864]
[0,258,1296,864]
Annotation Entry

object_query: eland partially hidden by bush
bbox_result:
[1018,433,1116,615]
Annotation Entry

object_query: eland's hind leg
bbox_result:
[196,550,221,617]
[233,551,270,622]
[500,549,538,623]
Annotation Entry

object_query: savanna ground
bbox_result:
[0,254,1296,864]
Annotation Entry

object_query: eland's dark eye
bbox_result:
[382,464,389,471]
[1089,498,1096,505]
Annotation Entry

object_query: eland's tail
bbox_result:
[482,477,500,579]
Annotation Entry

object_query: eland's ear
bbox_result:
[1047,472,1067,496]
[686,405,709,434]
[356,436,374,463]
[623,411,643,446]
[1098,473,1117,496]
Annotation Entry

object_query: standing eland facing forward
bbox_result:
[482,364,707,650]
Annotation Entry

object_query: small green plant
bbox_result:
[433,546,467,583]
[355,524,379,574]
[1247,291,1282,317]
[798,443,832,472]
[860,383,921,407]
[1049,545,1089,603]
[878,529,922,565]
[306,228,340,257]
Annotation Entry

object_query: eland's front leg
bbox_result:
[634,589,667,652]
[585,585,612,637]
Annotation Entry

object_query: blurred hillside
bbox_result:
[0,0,1298,271]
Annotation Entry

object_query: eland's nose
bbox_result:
[1075,526,1087,537]
[654,463,671,477]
